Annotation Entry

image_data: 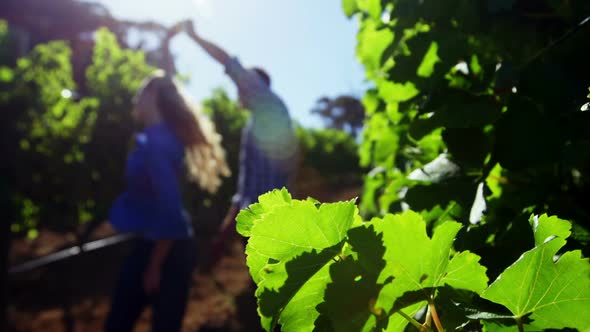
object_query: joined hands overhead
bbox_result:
[166,19,198,40]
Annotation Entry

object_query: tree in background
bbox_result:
[312,95,364,137]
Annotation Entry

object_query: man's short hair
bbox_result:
[252,67,271,87]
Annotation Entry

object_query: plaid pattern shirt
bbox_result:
[225,57,297,208]
[233,120,295,209]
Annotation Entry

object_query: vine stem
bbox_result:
[516,317,524,332]
[396,309,426,332]
[424,304,432,329]
[428,300,444,332]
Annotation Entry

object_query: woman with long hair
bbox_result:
[104,27,229,331]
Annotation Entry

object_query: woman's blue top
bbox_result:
[109,123,193,240]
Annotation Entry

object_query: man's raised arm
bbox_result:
[183,20,231,65]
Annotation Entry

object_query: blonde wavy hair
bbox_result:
[144,71,230,193]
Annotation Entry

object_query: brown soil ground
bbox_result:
[9,237,255,332]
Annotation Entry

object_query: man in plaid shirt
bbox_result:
[184,21,298,249]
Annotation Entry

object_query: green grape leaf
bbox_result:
[239,192,357,332]
[482,321,520,332]
[482,214,590,331]
[357,20,394,76]
[360,167,387,215]
[417,41,440,78]
[236,187,292,237]
[257,245,340,331]
[357,0,383,21]
[342,0,359,18]
[363,113,399,169]
[385,302,426,332]
[436,286,507,331]
[237,188,293,283]
[316,256,381,332]
[316,226,388,332]
[370,211,488,324]
[377,79,420,104]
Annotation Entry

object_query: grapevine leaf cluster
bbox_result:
[239,190,589,331]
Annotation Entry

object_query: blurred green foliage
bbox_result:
[348,0,590,277]
[0,26,153,235]
[296,126,361,183]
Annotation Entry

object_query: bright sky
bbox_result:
[93,0,366,127]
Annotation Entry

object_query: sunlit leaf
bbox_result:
[370,212,488,325]
[238,191,357,331]
[482,214,590,331]
[357,0,382,21]
[417,41,440,78]
[342,0,359,18]
[357,20,394,77]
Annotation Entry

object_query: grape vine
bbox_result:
[238,189,589,331]
[238,0,590,330]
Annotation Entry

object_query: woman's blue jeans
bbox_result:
[104,238,195,332]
